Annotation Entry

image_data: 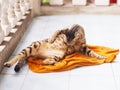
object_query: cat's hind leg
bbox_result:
[4,41,41,72]
[81,45,106,60]
[4,54,26,67]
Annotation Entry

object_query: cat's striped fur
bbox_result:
[4,24,105,72]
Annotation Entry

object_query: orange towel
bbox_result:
[27,45,119,73]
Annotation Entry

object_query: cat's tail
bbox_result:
[14,57,27,72]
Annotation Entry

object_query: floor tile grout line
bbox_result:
[19,69,29,90]
[19,17,50,90]
[110,63,118,90]
[68,70,72,90]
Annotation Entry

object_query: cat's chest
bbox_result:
[50,39,67,50]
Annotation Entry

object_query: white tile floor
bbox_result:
[0,14,120,90]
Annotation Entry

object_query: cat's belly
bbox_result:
[38,49,65,59]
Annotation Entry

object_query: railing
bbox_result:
[41,0,120,6]
[0,0,31,72]
[40,0,120,15]
[0,0,31,45]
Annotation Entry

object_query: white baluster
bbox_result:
[8,5,17,28]
[1,12,11,36]
[14,1,22,21]
[20,0,27,15]
[72,0,87,5]
[0,24,4,44]
[24,0,30,11]
[95,0,109,5]
[50,0,64,5]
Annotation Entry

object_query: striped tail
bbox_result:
[14,57,28,72]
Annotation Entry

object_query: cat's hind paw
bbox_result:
[4,62,12,68]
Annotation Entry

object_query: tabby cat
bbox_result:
[4,24,105,72]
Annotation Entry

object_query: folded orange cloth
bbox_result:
[27,45,119,73]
